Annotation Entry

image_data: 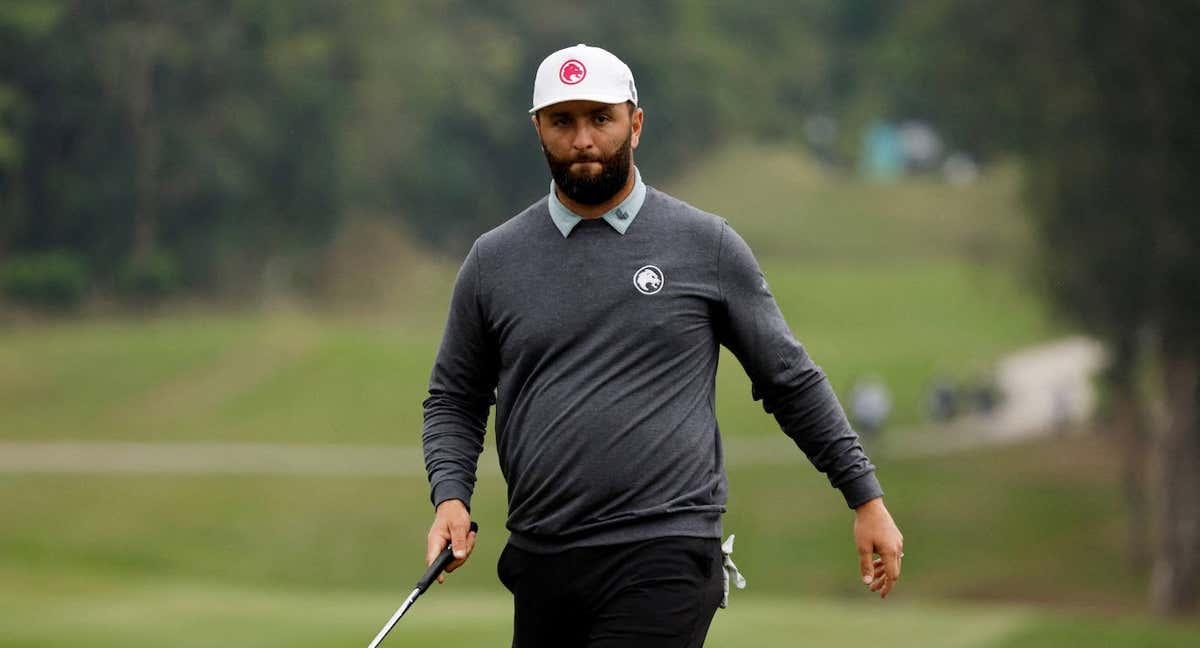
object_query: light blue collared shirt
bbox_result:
[548,166,646,238]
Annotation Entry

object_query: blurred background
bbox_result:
[2,1,1199,646]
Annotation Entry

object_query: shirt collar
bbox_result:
[548,166,646,238]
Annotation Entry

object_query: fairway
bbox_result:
[2,575,1196,648]
[0,441,1171,628]
[0,259,1051,443]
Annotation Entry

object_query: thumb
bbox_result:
[858,545,874,585]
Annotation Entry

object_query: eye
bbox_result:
[595,114,611,124]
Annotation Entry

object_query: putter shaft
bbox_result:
[367,587,420,648]
[367,521,479,648]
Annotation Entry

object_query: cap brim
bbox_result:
[529,94,636,114]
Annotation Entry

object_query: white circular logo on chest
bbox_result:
[633,265,664,295]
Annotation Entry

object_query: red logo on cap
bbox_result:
[559,59,586,85]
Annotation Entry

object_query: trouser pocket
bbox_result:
[496,540,522,592]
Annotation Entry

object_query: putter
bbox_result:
[367,521,479,648]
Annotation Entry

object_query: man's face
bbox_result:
[533,100,643,205]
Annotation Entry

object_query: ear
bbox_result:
[630,107,644,150]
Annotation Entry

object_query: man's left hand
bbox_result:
[853,497,904,599]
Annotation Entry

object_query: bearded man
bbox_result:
[421,43,904,647]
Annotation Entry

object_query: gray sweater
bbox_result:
[422,187,882,553]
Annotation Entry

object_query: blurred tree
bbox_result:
[0,0,66,264]
[1,0,356,298]
[2,0,886,299]
[872,0,1200,615]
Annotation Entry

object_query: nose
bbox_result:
[570,123,596,153]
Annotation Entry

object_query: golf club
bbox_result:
[367,521,479,648]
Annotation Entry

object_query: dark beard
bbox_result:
[542,130,633,205]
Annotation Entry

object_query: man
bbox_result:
[422,43,903,647]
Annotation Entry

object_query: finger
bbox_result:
[881,575,894,598]
[857,545,873,585]
[883,549,902,584]
[870,573,886,592]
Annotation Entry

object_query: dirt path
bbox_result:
[0,336,1106,474]
[878,335,1107,459]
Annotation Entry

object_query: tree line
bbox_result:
[875,0,1200,616]
[0,0,892,304]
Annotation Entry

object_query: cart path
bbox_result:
[0,336,1106,475]
[880,335,1107,459]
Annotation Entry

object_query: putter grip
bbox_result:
[416,521,478,592]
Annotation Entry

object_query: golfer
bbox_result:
[422,43,904,647]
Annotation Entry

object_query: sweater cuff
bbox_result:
[430,481,474,512]
[838,471,884,510]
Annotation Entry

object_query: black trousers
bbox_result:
[497,535,724,648]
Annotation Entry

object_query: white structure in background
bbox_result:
[985,336,1107,440]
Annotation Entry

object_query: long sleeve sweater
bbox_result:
[422,186,883,552]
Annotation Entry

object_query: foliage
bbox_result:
[1,0,355,297]
[867,0,1200,616]
[116,252,180,303]
[0,250,89,310]
[0,1,918,301]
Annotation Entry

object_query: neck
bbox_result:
[555,165,636,219]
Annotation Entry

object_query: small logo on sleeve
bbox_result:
[633,265,664,295]
[559,59,587,85]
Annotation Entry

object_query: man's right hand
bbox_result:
[427,499,477,584]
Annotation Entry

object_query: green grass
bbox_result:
[3,576,1194,648]
[0,439,1153,605]
[669,140,1033,266]
[0,260,1050,441]
[5,439,1195,645]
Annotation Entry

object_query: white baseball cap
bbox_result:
[529,43,638,114]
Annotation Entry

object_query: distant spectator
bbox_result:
[851,377,893,438]
[927,377,958,421]
[860,121,904,182]
[966,374,1001,415]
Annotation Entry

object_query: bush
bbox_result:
[117,253,180,304]
[0,251,91,311]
